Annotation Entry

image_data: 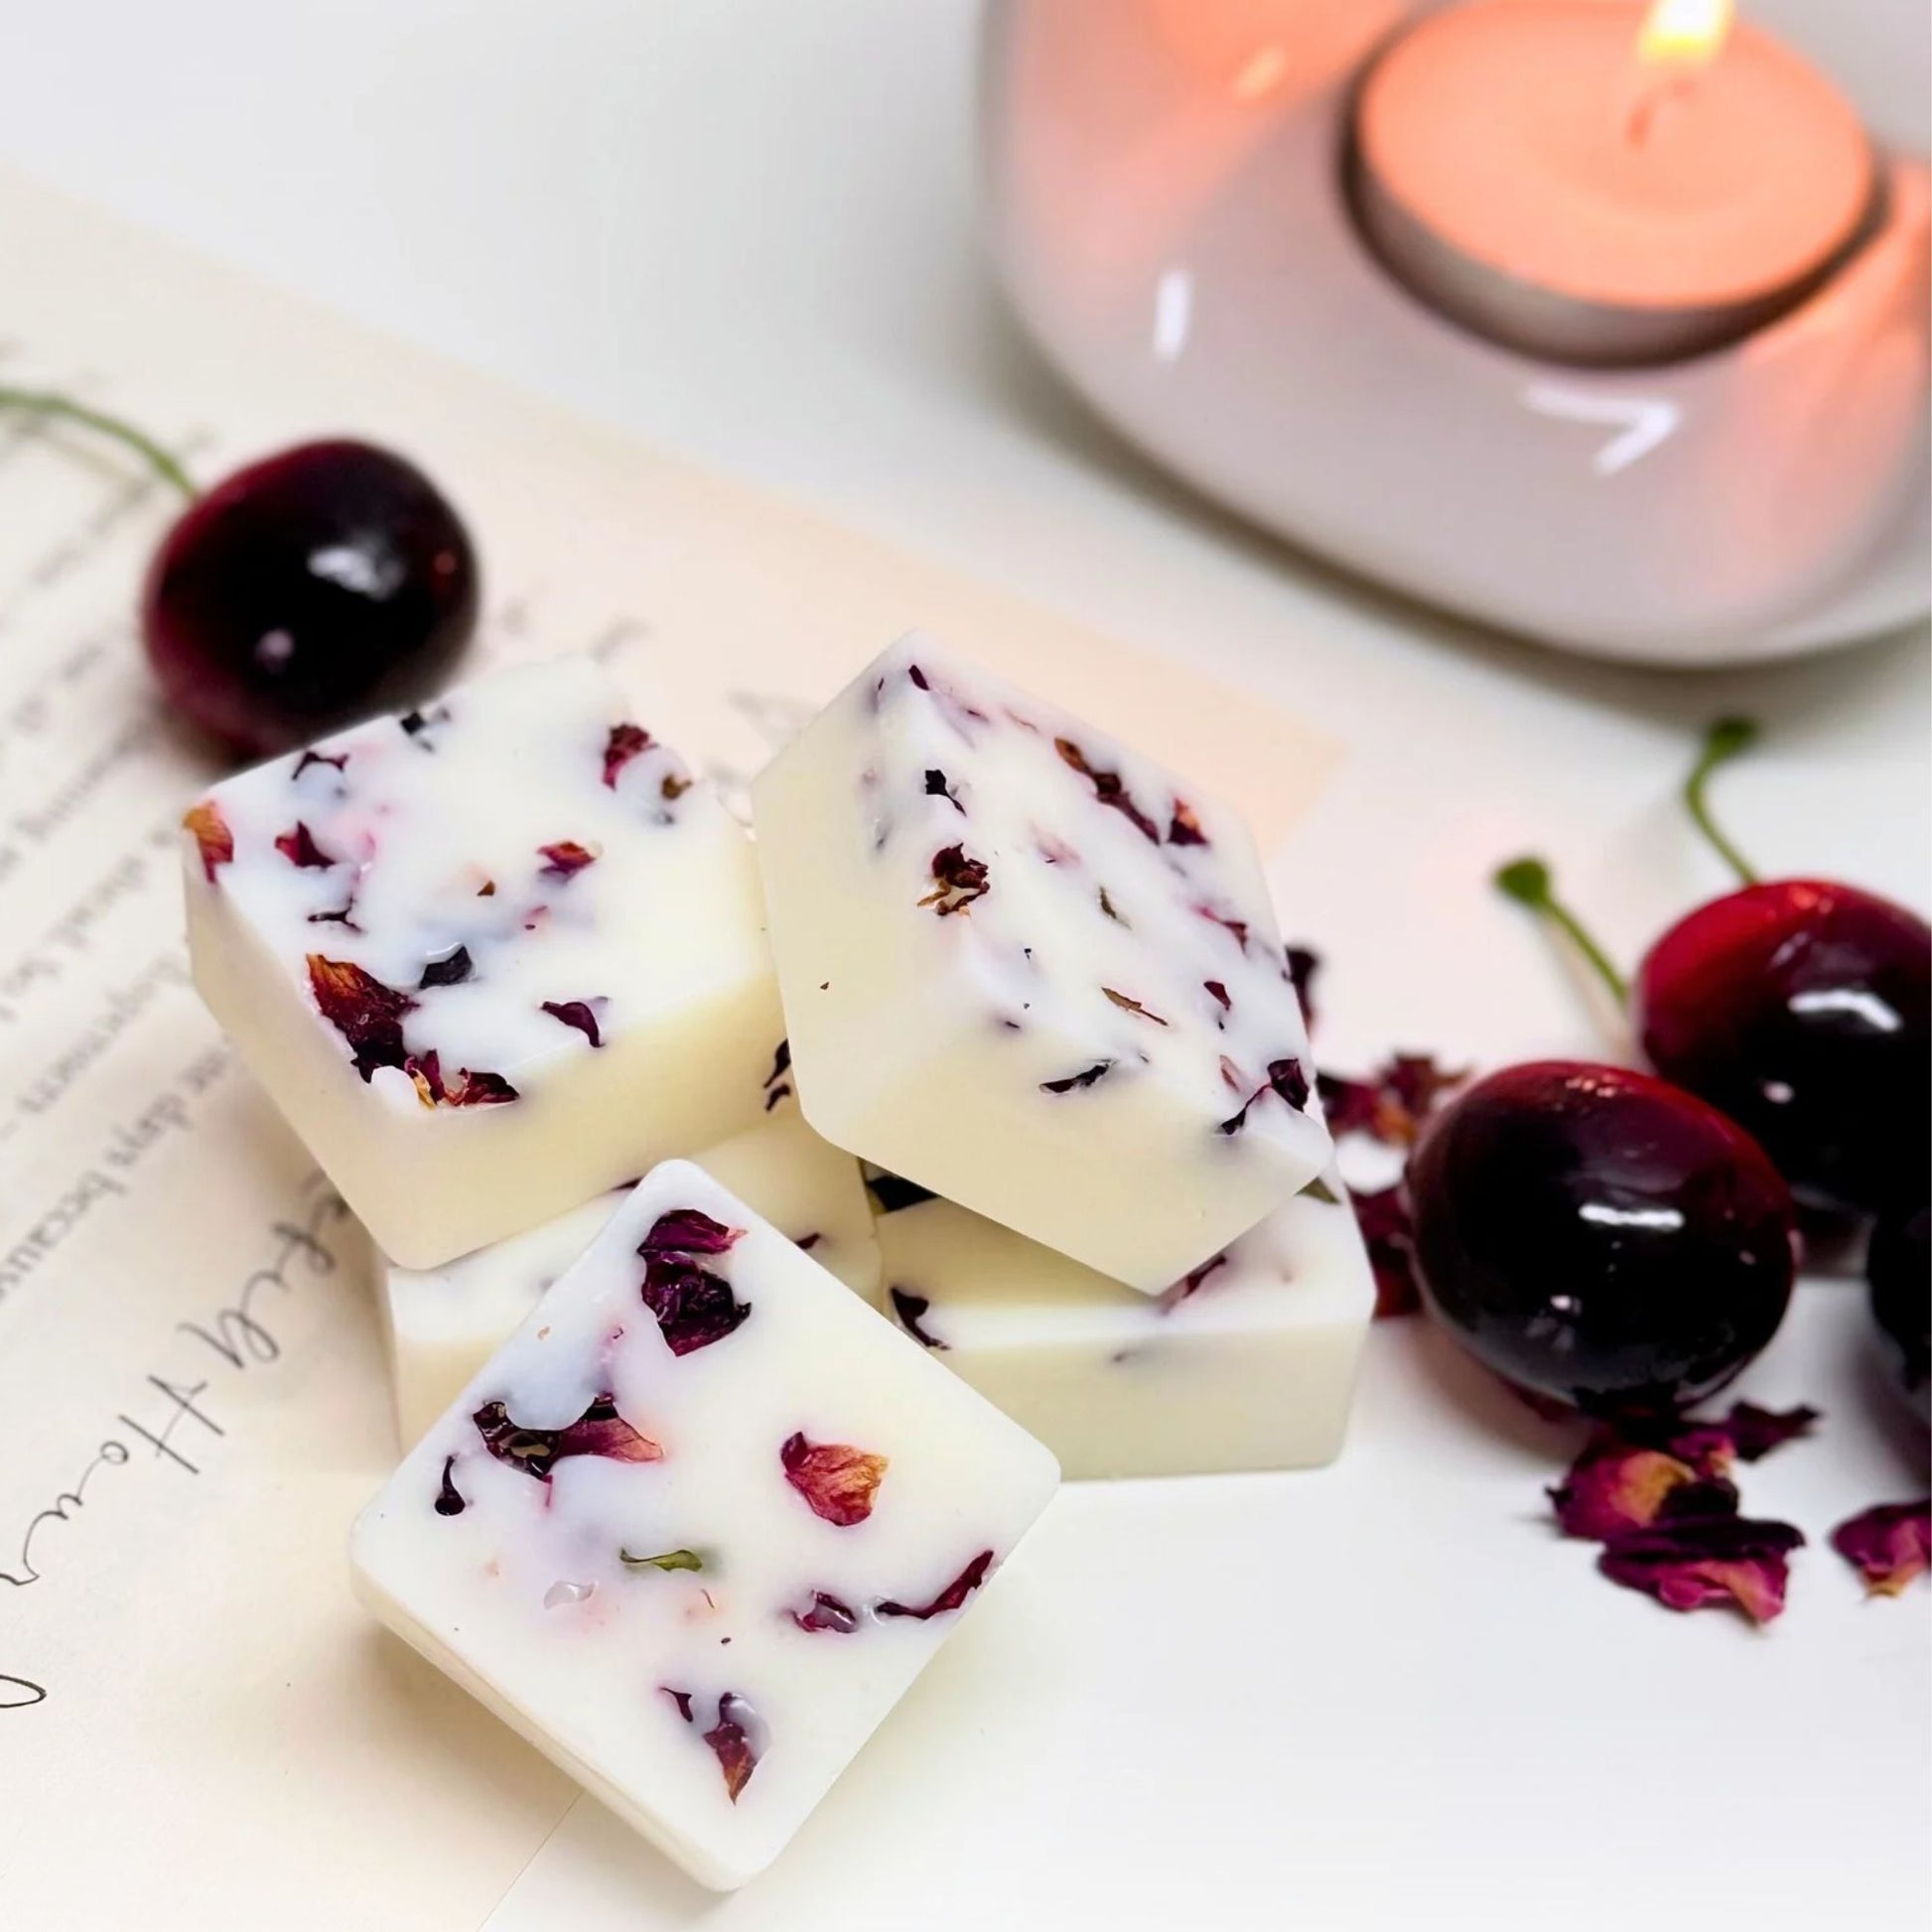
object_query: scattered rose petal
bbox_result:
[273,821,339,870]
[1720,1401,1820,1463]
[443,1067,519,1107]
[789,1590,860,1634]
[1158,1250,1229,1314]
[639,1209,744,1258]
[875,1550,996,1621]
[661,770,692,802]
[1168,800,1208,847]
[541,999,604,1047]
[419,945,474,989]
[1195,904,1251,952]
[1597,1517,1804,1624]
[308,902,361,930]
[1285,944,1319,1028]
[399,705,449,741]
[662,1686,695,1724]
[1041,1060,1114,1095]
[603,722,652,788]
[907,663,930,690]
[1830,1500,1931,1596]
[762,1039,791,1112]
[1354,1183,1422,1318]
[1054,737,1160,843]
[291,749,347,778]
[183,800,234,881]
[537,839,599,880]
[642,1257,752,1355]
[434,1454,467,1516]
[1203,979,1230,1012]
[889,1287,947,1349]
[704,1693,760,1802]
[919,844,990,916]
[1098,886,1128,925]
[1319,1054,1471,1148]
[621,1547,705,1573]
[472,1393,662,1480]
[306,954,416,1079]
[1103,987,1169,1027]
[925,767,964,812]
[1219,1057,1311,1133]
[1549,1432,1738,1542]
[868,1173,936,1214]
[780,1432,889,1527]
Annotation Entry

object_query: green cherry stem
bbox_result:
[0,385,198,502]
[1494,857,1630,1007]
[1682,716,1761,886]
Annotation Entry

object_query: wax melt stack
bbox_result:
[179,633,1371,1890]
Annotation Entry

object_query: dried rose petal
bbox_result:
[621,1547,704,1573]
[639,1209,744,1258]
[1597,1517,1805,1623]
[1103,987,1169,1027]
[1549,1432,1738,1542]
[1718,1401,1820,1463]
[306,954,416,1079]
[1195,905,1251,952]
[419,945,473,989]
[780,1432,889,1527]
[1830,1500,1931,1596]
[1041,1060,1114,1095]
[1158,1250,1229,1314]
[540,999,604,1047]
[1168,800,1208,847]
[889,1287,947,1349]
[472,1393,661,1480]
[789,1590,860,1634]
[434,1454,467,1516]
[919,844,990,916]
[662,1686,695,1724]
[308,902,361,930]
[925,767,964,812]
[1218,1057,1311,1134]
[537,839,599,880]
[1353,1183,1422,1318]
[1285,944,1319,1029]
[1098,886,1127,925]
[183,800,234,882]
[1319,1053,1470,1148]
[603,721,652,788]
[443,1067,519,1107]
[875,1549,995,1621]
[761,1039,791,1112]
[704,1693,760,1802]
[1054,737,1159,843]
[273,821,339,870]
[1203,980,1231,1012]
[291,749,347,778]
[642,1256,751,1355]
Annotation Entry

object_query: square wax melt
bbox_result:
[184,655,782,1268]
[874,1171,1374,1477]
[381,1098,883,1446]
[753,634,1330,1290]
[350,1160,1059,1891]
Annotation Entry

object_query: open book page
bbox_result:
[0,171,1336,1927]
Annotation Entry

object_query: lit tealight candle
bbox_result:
[1352,0,1878,365]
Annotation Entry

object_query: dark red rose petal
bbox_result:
[1596,1516,1804,1624]
[472,1393,661,1480]
[434,1454,467,1516]
[1168,800,1208,846]
[308,902,361,929]
[306,954,416,1079]
[603,721,652,788]
[1718,1401,1820,1463]
[443,1067,519,1107]
[1218,1058,1311,1133]
[704,1693,760,1803]
[1195,904,1251,952]
[1549,1431,1739,1542]
[875,1549,996,1621]
[1103,987,1169,1027]
[907,663,930,690]
[1830,1499,1931,1596]
[925,768,964,812]
[780,1431,889,1527]
[1353,1183,1422,1318]
[537,839,599,880]
[540,999,604,1047]
[1054,737,1160,843]
[273,821,339,870]
[183,800,234,882]
[889,1286,947,1348]
[919,844,990,916]
[1285,944,1319,1029]
[1041,1060,1114,1095]
[291,749,347,778]
[642,1256,752,1355]
[1204,980,1231,1012]
[1158,1250,1229,1314]
[419,945,473,989]
[639,1209,744,1258]
[789,1589,861,1634]
[1319,1053,1471,1149]
[662,1686,695,1724]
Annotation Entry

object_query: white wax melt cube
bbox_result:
[381,1099,883,1446]
[753,634,1330,1290]
[873,1171,1374,1478]
[350,1160,1059,1892]
[184,656,782,1268]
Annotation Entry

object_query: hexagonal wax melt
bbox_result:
[752,633,1330,1291]
[183,655,782,1268]
[350,1160,1059,1892]
[381,1095,882,1447]
[875,1169,1375,1479]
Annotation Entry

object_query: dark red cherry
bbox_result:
[1406,1061,1797,1418]
[1635,881,1930,1217]
[142,439,478,756]
[1867,1204,1930,1423]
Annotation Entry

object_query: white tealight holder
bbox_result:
[980,0,1931,666]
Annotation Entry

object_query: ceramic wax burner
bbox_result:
[980,0,1930,666]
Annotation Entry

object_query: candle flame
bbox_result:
[1637,0,1734,69]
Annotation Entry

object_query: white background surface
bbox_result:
[5,4,1929,1929]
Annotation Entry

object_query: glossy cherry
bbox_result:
[1500,720,1931,1219]
[1867,1204,1930,1423]
[1406,1061,1797,1417]
[0,389,477,759]
[143,439,478,756]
